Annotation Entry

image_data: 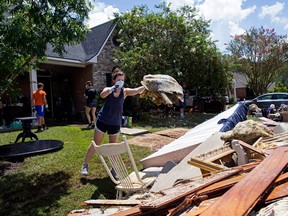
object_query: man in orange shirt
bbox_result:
[32,83,48,132]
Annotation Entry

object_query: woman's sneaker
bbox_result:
[81,164,89,176]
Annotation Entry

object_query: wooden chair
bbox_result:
[92,135,157,199]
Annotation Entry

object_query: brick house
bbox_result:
[2,20,118,124]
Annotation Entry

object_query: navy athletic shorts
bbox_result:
[86,100,97,108]
[95,120,120,136]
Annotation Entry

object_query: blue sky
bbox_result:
[87,0,288,53]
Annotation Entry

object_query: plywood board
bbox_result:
[83,199,142,206]
[150,132,225,193]
[120,127,149,136]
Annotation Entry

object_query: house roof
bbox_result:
[45,20,116,64]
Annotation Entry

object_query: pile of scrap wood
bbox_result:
[70,120,288,216]
[106,140,288,216]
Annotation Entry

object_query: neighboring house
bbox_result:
[233,72,275,100]
[233,73,249,100]
[2,20,118,123]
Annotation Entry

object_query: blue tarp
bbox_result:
[219,103,248,132]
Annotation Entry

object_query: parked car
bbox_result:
[242,92,288,110]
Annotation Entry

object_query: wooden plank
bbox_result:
[252,137,262,147]
[166,162,260,216]
[273,171,288,184]
[197,174,245,195]
[169,194,208,216]
[198,169,288,197]
[265,181,288,202]
[262,131,288,142]
[197,182,288,216]
[200,146,288,216]
[185,198,218,216]
[236,140,266,156]
[186,171,288,216]
[139,169,241,211]
[109,206,141,216]
[186,184,288,216]
[83,199,143,206]
[109,167,288,216]
[194,145,235,162]
[187,158,226,173]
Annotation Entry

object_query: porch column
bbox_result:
[29,69,38,105]
[29,70,38,123]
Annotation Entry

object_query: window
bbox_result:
[106,73,112,87]
[257,94,273,100]
[275,94,288,100]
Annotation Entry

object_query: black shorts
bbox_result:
[96,120,120,136]
[86,100,97,108]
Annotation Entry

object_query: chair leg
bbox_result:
[116,190,123,200]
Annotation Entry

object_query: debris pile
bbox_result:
[69,118,288,216]
[107,129,288,216]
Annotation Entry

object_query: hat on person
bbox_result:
[270,104,275,109]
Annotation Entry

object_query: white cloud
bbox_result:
[228,21,245,36]
[164,0,255,51]
[259,2,288,29]
[87,2,120,28]
[197,0,255,23]
[165,0,256,22]
[259,2,284,18]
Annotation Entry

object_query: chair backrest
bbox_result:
[91,135,144,187]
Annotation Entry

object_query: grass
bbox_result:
[0,111,215,216]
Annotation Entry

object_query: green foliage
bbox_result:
[0,0,92,95]
[268,82,288,93]
[113,3,229,96]
[226,26,288,95]
[0,125,153,215]
[276,66,288,87]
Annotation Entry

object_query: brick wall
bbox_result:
[92,33,118,91]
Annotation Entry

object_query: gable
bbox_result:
[45,20,116,64]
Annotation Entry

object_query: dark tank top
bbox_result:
[97,89,124,126]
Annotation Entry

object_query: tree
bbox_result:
[277,66,288,87]
[0,0,92,95]
[113,4,229,96]
[269,82,288,93]
[226,26,288,96]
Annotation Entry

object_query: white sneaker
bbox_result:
[81,164,88,176]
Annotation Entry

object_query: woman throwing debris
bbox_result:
[81,67,145,175]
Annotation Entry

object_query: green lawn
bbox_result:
[0,112,214,216]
